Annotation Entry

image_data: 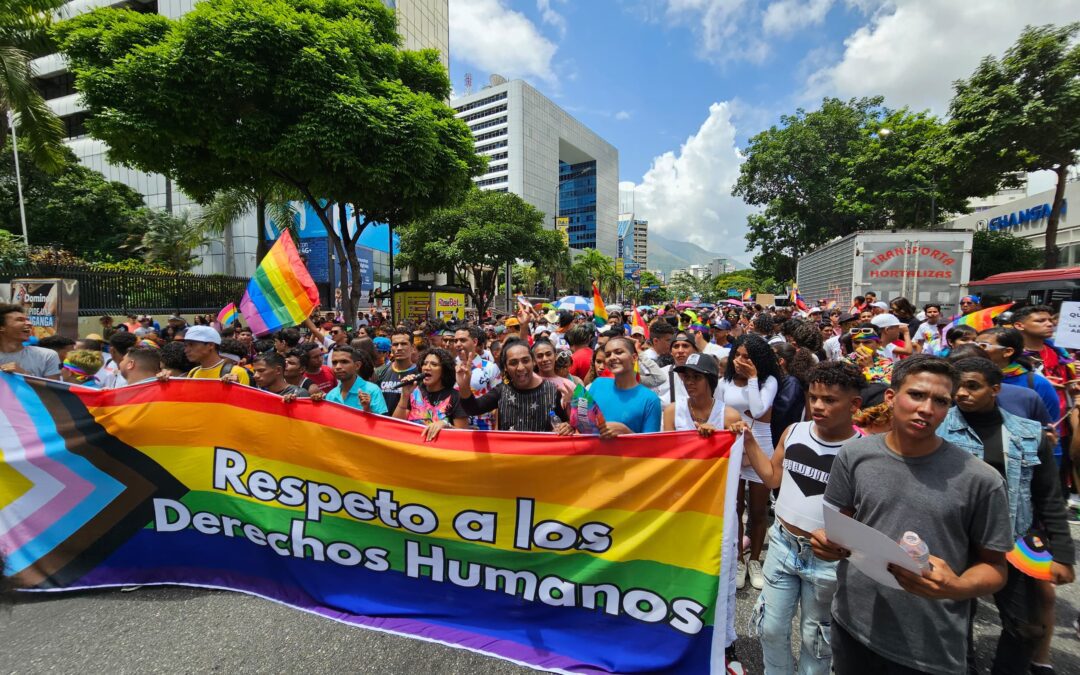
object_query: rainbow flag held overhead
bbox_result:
[955,302,1014,332]
[239,235,320,336]
[741,288,753,302]
[631,304,649,340]
[216,302,238,327]
[591,281,608,328]
[0,375,741,673]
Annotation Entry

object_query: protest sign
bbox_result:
[1053,301,1080,350]
[0,376,739,674]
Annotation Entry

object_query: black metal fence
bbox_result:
[0,265,250,316]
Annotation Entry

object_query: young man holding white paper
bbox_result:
[811,355,1013,674]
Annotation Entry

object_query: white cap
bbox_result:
[871,313,901,328]
[871,301,889,310]
[184,325,221,345]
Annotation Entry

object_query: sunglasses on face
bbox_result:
[847,327,879,339]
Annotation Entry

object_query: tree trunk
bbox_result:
[334,203,354,325]
[255,195,270,264]
[1043,164,1068,269]
[347,209,371,325]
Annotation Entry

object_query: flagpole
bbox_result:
[7,111,29,247]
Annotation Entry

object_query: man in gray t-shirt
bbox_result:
[812,356,1012,675]
[0,305,61,379]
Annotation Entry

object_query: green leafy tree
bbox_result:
[56,0,483,324]
[948,23,1080,268]
[0,228,28,264]
[196,182,300,266]
[569,248,620,298]
[1,0,66,171]
[0,138,147,257]
[129,209,209,272]
[735,97,971,280]
[637,270,666,305]
[397,189,566,318]
[971,229,1043,280]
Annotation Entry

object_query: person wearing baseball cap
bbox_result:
[182,325,251,385]
[871,312,913,360]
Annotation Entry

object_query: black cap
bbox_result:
[674,352,719,377]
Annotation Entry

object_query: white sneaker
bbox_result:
[748,559,765,590]
[735,557,747,590]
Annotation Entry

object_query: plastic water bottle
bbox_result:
[898,531,930,571]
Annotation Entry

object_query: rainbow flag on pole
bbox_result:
[239,235,320,336]
[591,281,607,328]
[216,302,238,327]
[1,375,741,673]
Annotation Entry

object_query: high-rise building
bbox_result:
[617,213,648,268]
[451,78,619,258]
[33,0,448,277]
[709,257,735,277]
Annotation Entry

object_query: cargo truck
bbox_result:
[796,230,974,314]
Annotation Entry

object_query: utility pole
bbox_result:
[7,111,29,246]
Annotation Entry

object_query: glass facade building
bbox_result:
[451,79,619,257]
[559,160,598,249]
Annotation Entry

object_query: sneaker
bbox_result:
[736,557,747,590]
[725,646,745,675]
[748,559,765,590]
[1030,665,1054,675]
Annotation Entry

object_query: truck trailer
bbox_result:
[796,230,974,314]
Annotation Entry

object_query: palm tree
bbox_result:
[135,209,210,271]
[0,0,67,172]
[196,182,299,265]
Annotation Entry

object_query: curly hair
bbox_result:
[417,347,456,390]
[725,333,783,384]
[772,342,816,386]
[791,321,824,352]
[853,401,893,429]
[807,360,864,394]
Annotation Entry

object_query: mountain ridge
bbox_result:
[647,232,748,277]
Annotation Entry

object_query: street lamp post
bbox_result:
[7,111,29,247]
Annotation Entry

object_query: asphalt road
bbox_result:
[5,524,1080,674]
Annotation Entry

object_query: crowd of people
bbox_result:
[1,291,1078,675]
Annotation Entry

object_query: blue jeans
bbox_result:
[751,521,838,675]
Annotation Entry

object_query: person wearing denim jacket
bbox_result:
[938,357,1074,675]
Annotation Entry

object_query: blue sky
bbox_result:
[446,0,1079,259]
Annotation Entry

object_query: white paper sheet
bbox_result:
[823,503,922,590]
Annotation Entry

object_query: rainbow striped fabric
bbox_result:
[0,375,740,673]
[216,302,238,327]
[239,235,319,336]
[591,281,608,328]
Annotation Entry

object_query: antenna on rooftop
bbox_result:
[464,73,472,95]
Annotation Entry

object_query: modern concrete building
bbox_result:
[709,257,736,277]
[945,179,1078,268]
[617,213,648,269]
[451,77,619,258]
[32,0,449,278]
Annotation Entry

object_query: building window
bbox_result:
[469,116,507,132]
[457,103,507,123]
[475,139,508,153]
[485,162,507,173]
[475,175,508,187]
[474,129,507,143]
[62,112,91,139]
[34,72,76,101]
[453,91,508,113]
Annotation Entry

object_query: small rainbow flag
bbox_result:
[592,281,608,328]
[789,284,809,312]
[631,304,649,340]
[239,235,320,336]
[742,288,752,302]
[955,302,1013,333]
[216,302,238,327]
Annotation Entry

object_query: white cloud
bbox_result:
[622,102,756,254]
[662,0,769,63]
[805,0,1080,114]
[615,110,632,121]
[537,0,567,36]
[450,0,559,85]
[762,0,834,35]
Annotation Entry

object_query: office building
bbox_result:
[617,213,648,269]
[451,77,619,258]
[709,257,735,277]
[33,0,448,278]
[945,179,1078,268]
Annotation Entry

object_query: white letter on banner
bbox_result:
[406,540,444,581]
[453,510,497,543]
[153,498,191,532]
[213,448,248,495]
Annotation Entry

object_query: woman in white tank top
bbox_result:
[661,351,744,666]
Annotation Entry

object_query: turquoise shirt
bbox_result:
[327,376,388,414]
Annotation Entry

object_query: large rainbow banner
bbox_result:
[0,375,740,673]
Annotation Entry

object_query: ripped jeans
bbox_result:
[750,521,838,675]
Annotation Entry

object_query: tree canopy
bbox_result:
[0,138,148,258]
[56,0,484,321]
[397,189,566,317]
[734,97,973,281]
[971,229,1043,281]
[949,23,1080,268]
